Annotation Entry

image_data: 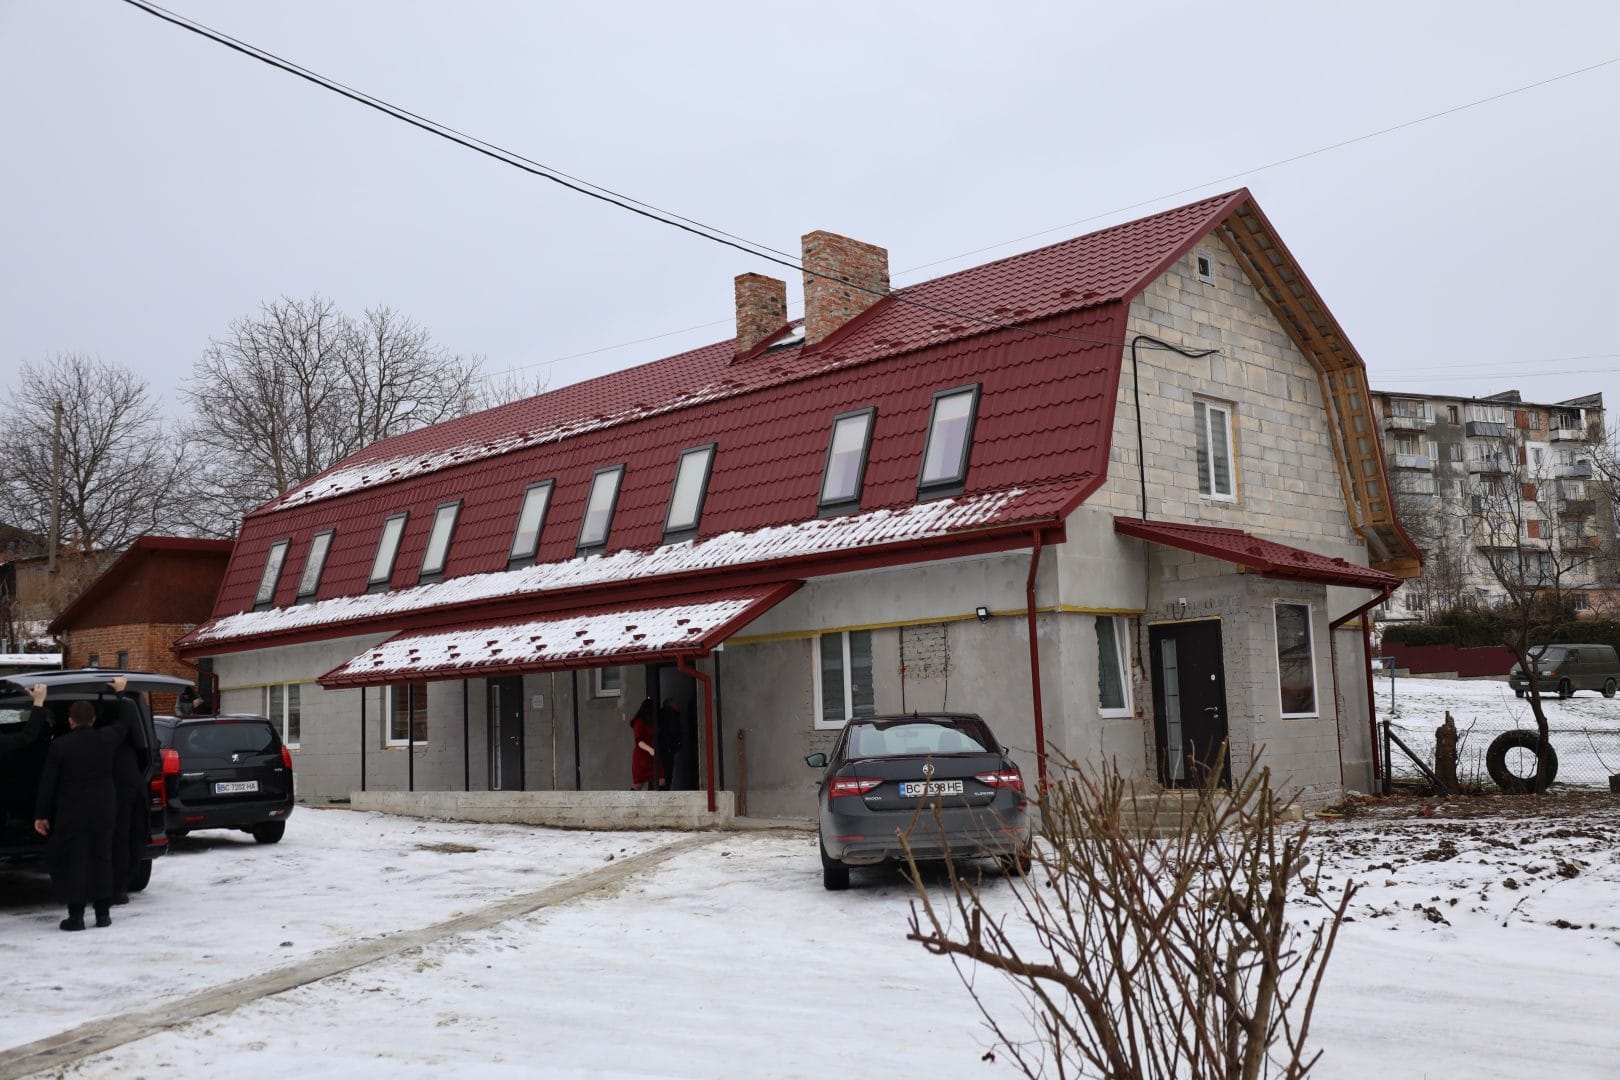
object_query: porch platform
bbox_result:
[349,789,738,830]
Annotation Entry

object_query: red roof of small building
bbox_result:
[1113,517,1398,591]
[50,536,236,634]
[183,189,1406,657]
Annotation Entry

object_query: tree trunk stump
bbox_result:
[1434,712,1459,794]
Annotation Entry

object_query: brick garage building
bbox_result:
[49,536,233,709]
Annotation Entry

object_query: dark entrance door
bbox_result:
[1148,620,1230,788]
[487,676,525,791]
[647,664,699,791]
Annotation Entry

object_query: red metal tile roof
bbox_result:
[195,190,1279,651]
[317,583,798,688]
[1113,517,1398,590]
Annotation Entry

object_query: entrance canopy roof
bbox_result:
[317,582,799,689]
[1114,517,1398,591]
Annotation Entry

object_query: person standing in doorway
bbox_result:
[33,687,117,931]
[627,697,658,791]
[655,697,682,791]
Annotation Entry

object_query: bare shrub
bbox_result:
[905,757,1356,1079]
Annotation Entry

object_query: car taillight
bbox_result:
[975,768,1024,792]
[162,748,181,776]
[828,776,881,798]
[281,745,294,770]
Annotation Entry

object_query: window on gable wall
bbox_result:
[386,682,428,745]
[264,683,302,748]
[578,466,625,552]
[918,385,980,495]
[592,667,621,698]
[665,444,716,540]
[254,540,290,609]
[419,501,461,580]
[508,481,554,567]
[1095,616,1133,717]
[368,513,408,591]
[1193,399,1235,498]
[815,630,876,728]
[1274,602,1317,718]
[820,408,876,510]
[296,530,334,602]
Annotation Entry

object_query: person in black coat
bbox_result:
[33,689,117,931]
[97,677,147,905]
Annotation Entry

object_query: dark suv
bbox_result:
[0,669,185,892]
[154,714,294,843]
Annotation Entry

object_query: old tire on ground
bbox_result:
[1558,678,1573,700]
[1486,730,1558,793]
[251,822,286,845]
[1603,678,1616,699]
[128,858,152,893]
[819,838,849,891]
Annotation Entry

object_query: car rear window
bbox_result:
[846,720,994,757]
[174,722,277,756]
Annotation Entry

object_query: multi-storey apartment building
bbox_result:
[1369,389,1615,619]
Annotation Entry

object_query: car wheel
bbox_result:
[999,843,1033,877]
[1558,679,1573,700]
[819,838,849,891]
[251,822,286,845]
[128,859,152,893]
[1603,679,1616,699]
[1513,688,1525,698]
[166,829,189,841]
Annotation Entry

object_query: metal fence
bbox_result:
[1383,717,1620,791]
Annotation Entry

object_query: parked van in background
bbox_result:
[1508,644,1620,699]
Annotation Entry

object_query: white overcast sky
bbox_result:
[3,1,1618,424]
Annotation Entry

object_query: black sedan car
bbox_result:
[154,714,294,844]
[806,712,1031,890]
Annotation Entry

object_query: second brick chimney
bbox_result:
[802,231,889,346]
[734,273,788,356]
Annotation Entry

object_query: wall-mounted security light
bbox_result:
[1176,597,1188,620]
[975,605,990,623]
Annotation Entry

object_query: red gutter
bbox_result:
[1025,530,1048,790]
[677,655,718,814]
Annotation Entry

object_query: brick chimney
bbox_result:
[734,273,788,355]
[802,231,889,346]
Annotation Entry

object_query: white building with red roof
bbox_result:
[176,189,1419,820]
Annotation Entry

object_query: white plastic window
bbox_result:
[820,410,874,507]
[264,683,302,748]
[420,502,460,578]
[509,481,553,564]
[665,445,715,536]
[814,630,876,728]
[919,386,979,491]
[579,467,624,550]
[1194,400,1235,498]
[296,531,334,600]
[1274,602,1318,718]
[368,514,408,588]
[1095,615,1132,717]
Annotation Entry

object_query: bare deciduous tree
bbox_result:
[179,295,485,533]
[0,353,182,552]
[906,758,1354,1079]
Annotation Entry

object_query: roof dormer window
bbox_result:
[295,530,334,603]
[254,539,290,610]
[820,407,875,512]
[578,465,625,554]
[419,501,461,582]
[917,384,980,497]
[368,513,408,592]
[508,480,554,568]
[664,444,716,542]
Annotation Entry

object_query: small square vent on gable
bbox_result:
[1195,250,1215,285]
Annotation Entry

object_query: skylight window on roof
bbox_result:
[254,540,290,609]
[420,501,461,581]
[578,465,625,553]
[295,530,334,602]
[665,444,716,540]
[819,408,875,511]
[508,480,554,567]
[918,384,980,495]
[368,513,408,592]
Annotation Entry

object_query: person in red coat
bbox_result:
[627,696,659,791]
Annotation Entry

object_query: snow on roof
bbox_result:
[188,487,1029,648]
[320,587,789,686]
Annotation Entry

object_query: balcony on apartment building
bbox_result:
[1464,420,1508,438]
[1559,498,1597,518]
[1467,452,1511,474]
[1553,459,1594,479]
[1382,413,1431,433]
[1390,452,1432,470]
[1549,422,1587,442]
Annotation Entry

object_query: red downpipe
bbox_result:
[677,654,718,814]
[1331,585,1395,789]
[1025,530,1049,790]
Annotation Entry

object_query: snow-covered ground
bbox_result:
[4,712,1619,1078]
[1375,674,1620,788]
